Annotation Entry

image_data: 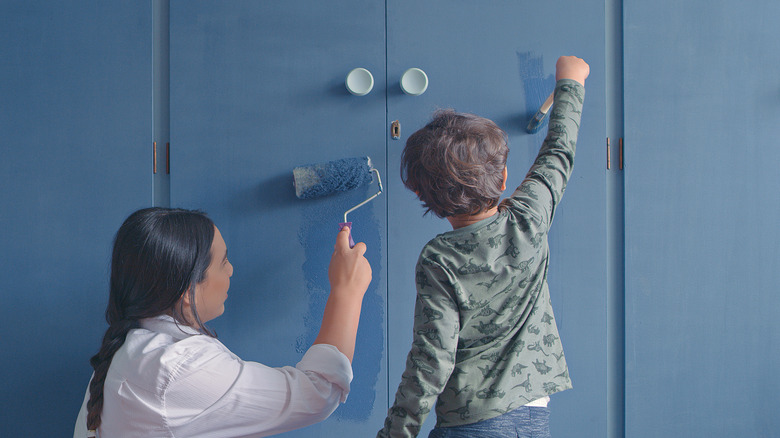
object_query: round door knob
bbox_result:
[345,68,374,96]
[400,68,428,96]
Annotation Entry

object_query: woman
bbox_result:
[74,207,371,437]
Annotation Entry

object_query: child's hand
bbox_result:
[556,56,590,86]
[328,226,372,300]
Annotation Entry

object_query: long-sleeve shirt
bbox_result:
[74,315,352,437]
[378,79,585,437]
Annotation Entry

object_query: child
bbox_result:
[378,56,589,437]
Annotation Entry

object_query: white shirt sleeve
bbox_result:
[73,383,90,438]
[75,336,352,438]
[165,342,352,437]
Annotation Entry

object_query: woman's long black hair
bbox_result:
[86,207,216,431]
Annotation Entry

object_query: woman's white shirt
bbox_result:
[74,315,352,437]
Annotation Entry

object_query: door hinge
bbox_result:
[607,137,624,170]
[154,141,170,174]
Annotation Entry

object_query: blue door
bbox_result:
[386,1,608,436]
[169,2,388,436]
[624,0,780,435]
[169,1,608,436]
[0,1,152,435]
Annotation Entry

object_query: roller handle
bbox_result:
[339,222,355,248]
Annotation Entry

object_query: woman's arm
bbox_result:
[313,226,372,362]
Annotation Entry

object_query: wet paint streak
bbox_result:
[297,190,384,422]
[517,51,555,138]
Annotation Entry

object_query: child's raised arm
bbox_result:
[505,56,588,229]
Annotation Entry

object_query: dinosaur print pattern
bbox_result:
[487,234,507,249]
[476,383,506,400]
[450,258,492,275]
[379,80,584,437]
[477,273,501,290]
[422,306,443,324]
[441,237,480,254]
[495,237,521,261]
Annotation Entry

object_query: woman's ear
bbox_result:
[180,287,193,307]
[177,287,197,326]
[501,167,508,191]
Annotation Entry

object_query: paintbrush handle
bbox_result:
[539,91,554,113]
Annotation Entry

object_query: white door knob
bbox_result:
[400,68,428,96]
[345,68,374,96]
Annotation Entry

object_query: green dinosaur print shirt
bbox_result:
[378,80,585,437]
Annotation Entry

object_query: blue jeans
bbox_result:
[428,406,551,438]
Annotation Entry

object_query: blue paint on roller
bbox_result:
[295,156,383,256]
[293,157,373,199]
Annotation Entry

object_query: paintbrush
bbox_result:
[525,91,554,134]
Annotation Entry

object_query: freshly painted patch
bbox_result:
[297,192,384,421]
[517,51,555,138]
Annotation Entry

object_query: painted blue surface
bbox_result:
[624,0,780,436]
[517,52,556,135]
[8,1,776,436]
[0,1,152,435]
[386,2,607,436]
[168,2,388,436]
[153,0,171,207]
[605,0,626,436]
[296,197,384,422]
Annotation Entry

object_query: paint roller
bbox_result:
[525,91,554,134]
[293,156,383,247]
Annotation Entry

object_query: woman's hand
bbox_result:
[328,227,372,300]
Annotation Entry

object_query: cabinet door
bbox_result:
[624,1,780,435]
[0,2,152,435]
[386,1,607,436]
[169,2,387,436]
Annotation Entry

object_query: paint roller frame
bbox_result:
[292,155,384,248]
[343,167,383,223]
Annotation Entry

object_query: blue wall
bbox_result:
[0,1,152,435]
[1,1,779,437]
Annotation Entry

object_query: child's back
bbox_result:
[378,56,589,438]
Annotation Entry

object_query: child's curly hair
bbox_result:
[401,109,509,218]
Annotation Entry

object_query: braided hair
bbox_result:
[86,208,216,431]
